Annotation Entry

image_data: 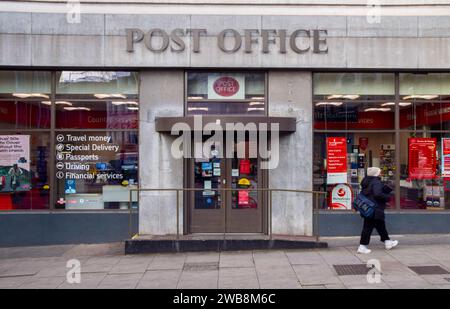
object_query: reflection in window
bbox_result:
[400,73,450,131]
[314,73,395,130]
[56,71,139,129]
[0,71,52,129]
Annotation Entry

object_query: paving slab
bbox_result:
[97,273,143,289]
[258,275,302,289]
[185,252,220,264]
[80,256,122,273]
[177,270,218,289]
[319,248,363,265]
[285,250,325,265]
[58,273,107,289]
[219,251,255,268]
[252,251,291,268]
[0,276,33,289]
[19,276,66,289]
[218,267,259,289]
[147,254,186,270]
[109,256,153,274]
[137,270,182,289]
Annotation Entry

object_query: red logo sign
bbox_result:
[213,77,240,97]
[337,188,346,197]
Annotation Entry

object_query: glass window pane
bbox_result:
[313,132,396,210]
[314,73,395,130]
[231,158,258,209]
[55,100,138,129]
[56,71,138,96]
[55,131,138,210]
[55,71,139,129]
[399,73,450,131]
[400,73,450,96]
[0,71,51,95]
[399,101,446,131]
[400,132,450,210]
[187,102,265,115]
[0,133,50,210]
[0,71,51,129]
[314,73,395,96]
[0,100,51,129]
[314,101,395,130]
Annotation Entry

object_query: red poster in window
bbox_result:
[359,137,369,151]
[326,137,348,184]
[442,138,450,178]
[238,190,249,206]
[408,138,437,179]
[239,159,250,174]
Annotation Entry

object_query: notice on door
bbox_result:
[0,135,31,192]
[408,137,437,179]
[326,137,348,184]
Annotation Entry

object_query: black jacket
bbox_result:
[360,176,392,220]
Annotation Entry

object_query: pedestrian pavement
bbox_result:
[1,234,450,289]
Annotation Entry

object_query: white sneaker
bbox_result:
[357,245,372,254]
[385,240,399,250]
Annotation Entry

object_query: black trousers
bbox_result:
[360,218,390,245]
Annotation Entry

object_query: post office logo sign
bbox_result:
[213,77,240,97]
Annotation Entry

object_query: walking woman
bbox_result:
[357,167,398,254]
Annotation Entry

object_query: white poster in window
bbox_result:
[0,135,31,192]
[330,184,353,210]
[207,74,245,100]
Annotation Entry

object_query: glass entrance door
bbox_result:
[188,143,265,234]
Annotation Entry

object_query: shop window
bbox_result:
[186,72,265,115]
[400,73,450,131]
[0,71,51,129]
[0,132,50,210]
[55,71,139,129]
[313,132,396,210]
[314,73,395,130]
[399,132,450,210]
[54,131,138,210]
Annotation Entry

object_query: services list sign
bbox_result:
[408,137,437,179]
[327,137,347,184]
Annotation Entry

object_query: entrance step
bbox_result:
[125,235,328,254]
